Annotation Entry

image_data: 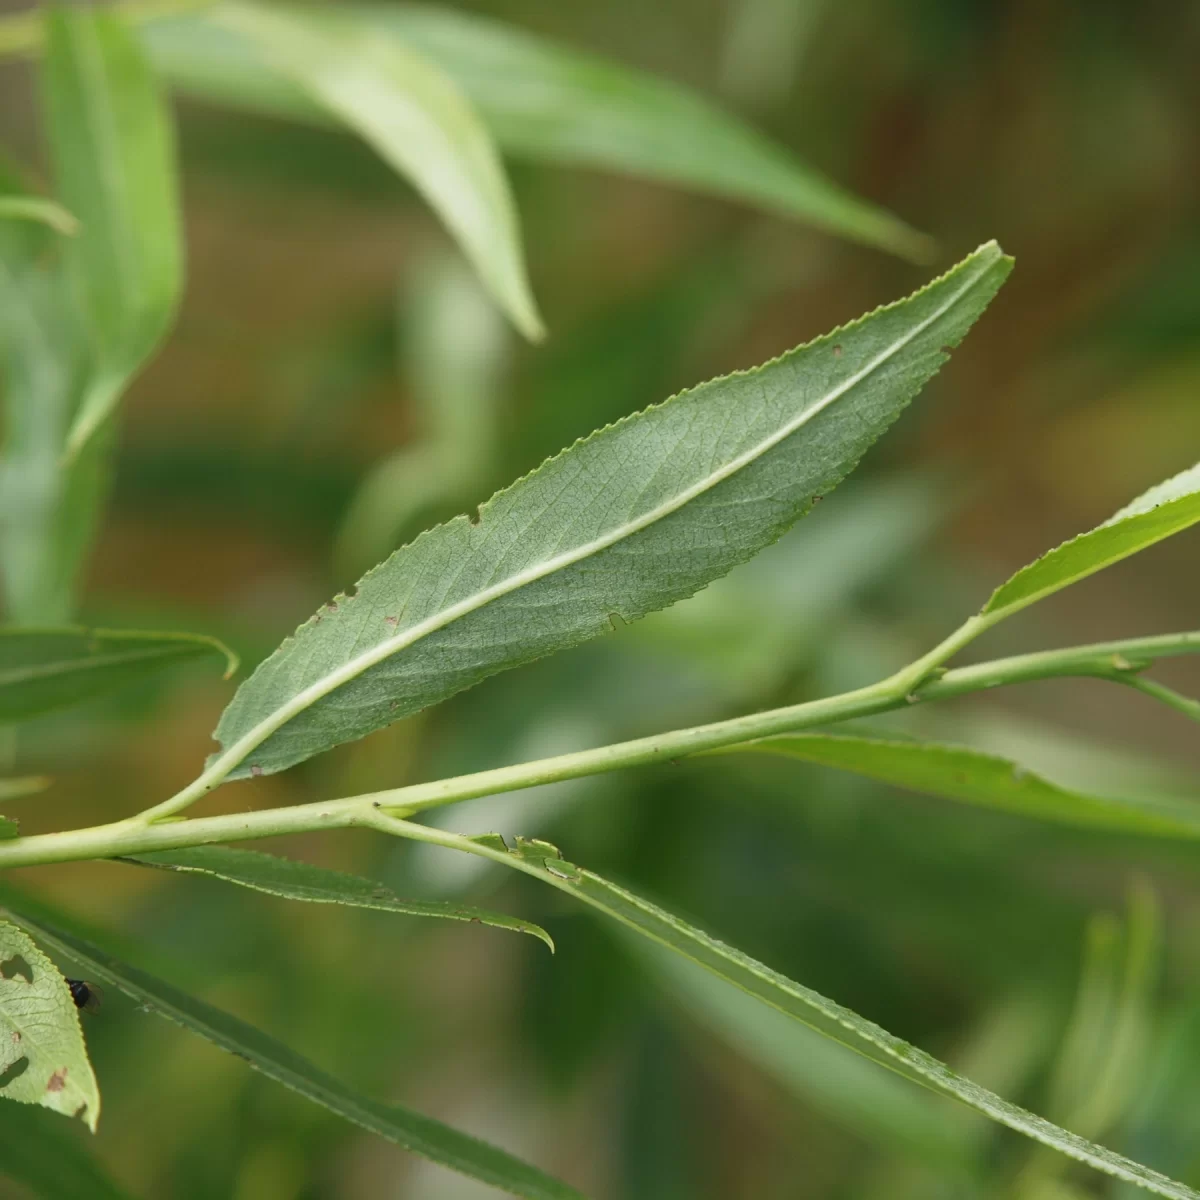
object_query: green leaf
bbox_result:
[0,1101,135,1200]
[0,194,78,236]
[6,909,584,1200]
[0,918,99,1130]
[42,3,183,460]
[0,164,102,624]
[733,733,1200,839]
[137,4,932,260]
[0,628,236,724]
[209,242,1010,781]
[0,776,50,802]
[211,1,542,342]
[469,833,1200,1200]
[0,816,17,840]
[983,462,1200,620]
[125,845,553,950]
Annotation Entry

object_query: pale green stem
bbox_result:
[0,631,1196,871]
[1122,677,1200,725]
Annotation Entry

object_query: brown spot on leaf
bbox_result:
[250,765,264,778]
[832,344,843,357]
[46,1068,67,1093]
[940,345,954,355]
[384,616,398,627]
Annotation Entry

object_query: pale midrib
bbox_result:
[215,257,997,778]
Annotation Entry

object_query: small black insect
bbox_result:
[65,978,103,1014]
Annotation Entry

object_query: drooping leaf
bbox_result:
[0,194,78,235]
[211,1,542,341]
[0,628,236,723]
[983,463,1200,621]
[0,918,99,1130]
[732,733,1200,839]
[208,242,1011,782]
[136,3,932,260]
[456,832,1200,1200]
[0,1101,136,1200]
[42,3,183,459]
[125,845,553,950]
[6,909,584,1200]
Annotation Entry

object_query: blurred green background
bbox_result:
[2,0,1200,1196]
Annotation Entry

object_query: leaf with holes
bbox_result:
[0,918,99,1129]
[206,242,1010,782]
[125,846,553,950]
[0,628,236,723]
[6,907,582,1200]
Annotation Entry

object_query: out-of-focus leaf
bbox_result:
[0,816,16,839]
[0,166,101,624]
[208,244,1010,782]
[733,733,1200,839]
[6,909,585,1200]
[0,776,50,802]
[126,845,553,950]
[0,918,99,1130]
[472,834,1200,1200]
[0,194,77,235]
[632,937,975,1167]
[334,251,509,577]
[983,463,1200,620]
[42,4,182,459]
[0,628,236,723]
[213,2,542,341]
[0,1101,135,1199]
[138,3,932,259]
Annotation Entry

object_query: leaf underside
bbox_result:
[126,846,553,949]
[737,733,1200,840]
[211,242,1011,781]
[482,836,1200,1200]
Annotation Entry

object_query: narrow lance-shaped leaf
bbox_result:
[0,628,236,723]
[0,918,99,1130]
[209,242,1011,782]
[125,846,553,950]
[42,4,183,459]
[732,733,1200,840]
[212,2,543,342]
[5,908,584,1200]
[983,462,1200,621]
[448,831,1200,1200]
[0,776,50,803]
[137,3,932,260]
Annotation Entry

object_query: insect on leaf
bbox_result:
[5,908,583,1200]
[0,918,99,1130]
[208,242,1011,782]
